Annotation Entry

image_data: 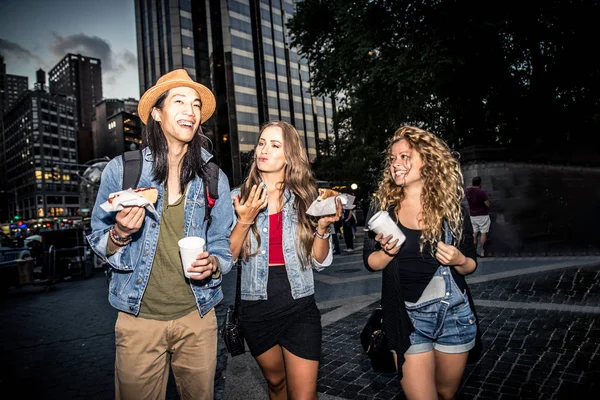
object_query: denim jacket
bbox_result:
[87,147,233,317]
[231,187,333,301]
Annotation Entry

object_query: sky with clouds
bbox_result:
[0,0,139,99]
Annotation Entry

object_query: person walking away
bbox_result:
[363,126,481,400]
[465,176,491,256]
[87,69,234,400]
[230,120,341,400]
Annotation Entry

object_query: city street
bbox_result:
[1,229,599,399]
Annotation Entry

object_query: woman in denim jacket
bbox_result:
[230,121,341,400]
[363,126,481,400]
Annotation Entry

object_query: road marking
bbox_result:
[466,260,600,284]
[318,259,600,285]
[474,299,600,314]
[318,294,380,327]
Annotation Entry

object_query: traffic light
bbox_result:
[14,215,20,220]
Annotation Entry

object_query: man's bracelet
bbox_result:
[313,227,332,240]
[109,226,132,246]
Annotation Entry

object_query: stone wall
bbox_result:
[462,162,600,256]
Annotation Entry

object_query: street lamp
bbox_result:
[351,183,358,190]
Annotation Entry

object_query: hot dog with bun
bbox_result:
[108,187,159,204]
[317,188,339,200]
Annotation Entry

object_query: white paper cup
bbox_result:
[367,211,406,248]
[178,236,205,278]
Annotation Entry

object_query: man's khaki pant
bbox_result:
[114,309,217,400]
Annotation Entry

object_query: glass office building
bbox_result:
[135,0,336,185]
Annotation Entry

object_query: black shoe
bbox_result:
[333,251,341,255]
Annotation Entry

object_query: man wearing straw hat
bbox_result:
[87,69,233,399]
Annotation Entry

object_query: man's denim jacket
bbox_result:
[231,187,333,301]
[87,147,233,317]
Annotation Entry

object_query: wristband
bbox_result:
[313,227,332,239]
[109,226,132,246]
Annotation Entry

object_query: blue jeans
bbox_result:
[404,266,476,354]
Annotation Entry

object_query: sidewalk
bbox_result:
[1,239,598,399]
[220,233,600,399]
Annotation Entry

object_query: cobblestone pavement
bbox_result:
[1,242,599,399]
[317,263,600,400]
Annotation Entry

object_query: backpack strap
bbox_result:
[121,149,143,190]
[201,161,220,222]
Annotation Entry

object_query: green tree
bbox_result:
[289,0,600,173]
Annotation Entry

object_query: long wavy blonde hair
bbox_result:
[374,126,465,253]
[238,121,318,267]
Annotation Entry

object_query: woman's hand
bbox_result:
[232,184,268,225]
[114,206,145,238]
[187,252,219,281]
[435,242,467,266]
[316,198,343,232]
[375,233,401,256]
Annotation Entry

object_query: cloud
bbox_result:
[49,33,137,72]
[121,50,137,67]
[0,38,47,68]
[50,33,115,70]
[49,33,138,98]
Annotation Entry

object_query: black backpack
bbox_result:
[121,149,220,222]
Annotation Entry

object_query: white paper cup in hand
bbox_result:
[178,236,205,278]
[367,211,406,248]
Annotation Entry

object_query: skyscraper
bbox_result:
[48,54,103,163]
[0,55,7,116]
[5,74,29,113]
[1,70,79,223]
[134,0,336,185]
[92,98,142,160]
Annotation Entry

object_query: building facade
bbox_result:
[134,0,336,186]
[5,74,29,113]
[48,54,103,164]
[0,55,6,116]
[1,82,80,224]
[92,98,142,160]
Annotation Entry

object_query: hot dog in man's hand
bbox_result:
[108,187,158,204]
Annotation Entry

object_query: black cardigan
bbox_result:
[362,204,482,378]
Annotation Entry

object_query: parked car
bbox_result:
[0,232,31,262]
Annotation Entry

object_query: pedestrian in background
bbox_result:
[363,126,481,400]
[87,69,233,400]
[229,120,341,400]
[342,208,355,252]
[331,220,341,255]
[466,176,491,256]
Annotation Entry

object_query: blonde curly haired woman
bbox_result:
[230,121,341,400]
[363,126,481,400]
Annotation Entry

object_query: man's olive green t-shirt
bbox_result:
[138,190,197,320]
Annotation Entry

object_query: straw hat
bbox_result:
[137,69,216,125]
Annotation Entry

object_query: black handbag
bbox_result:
[221,261,245,356]
[360,307,396,373]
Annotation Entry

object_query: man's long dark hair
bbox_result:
[143,90,211,194]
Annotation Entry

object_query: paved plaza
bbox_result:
[1,229,599,399]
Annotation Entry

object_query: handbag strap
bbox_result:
[233,260,242,319]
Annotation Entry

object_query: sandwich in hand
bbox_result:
[317,188,339,201]
[108,187,159,204]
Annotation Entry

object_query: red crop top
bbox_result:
[269,211,285,265]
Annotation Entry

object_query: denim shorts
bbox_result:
[404,266,476,355]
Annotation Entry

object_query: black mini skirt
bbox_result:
[240,266,322,360]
